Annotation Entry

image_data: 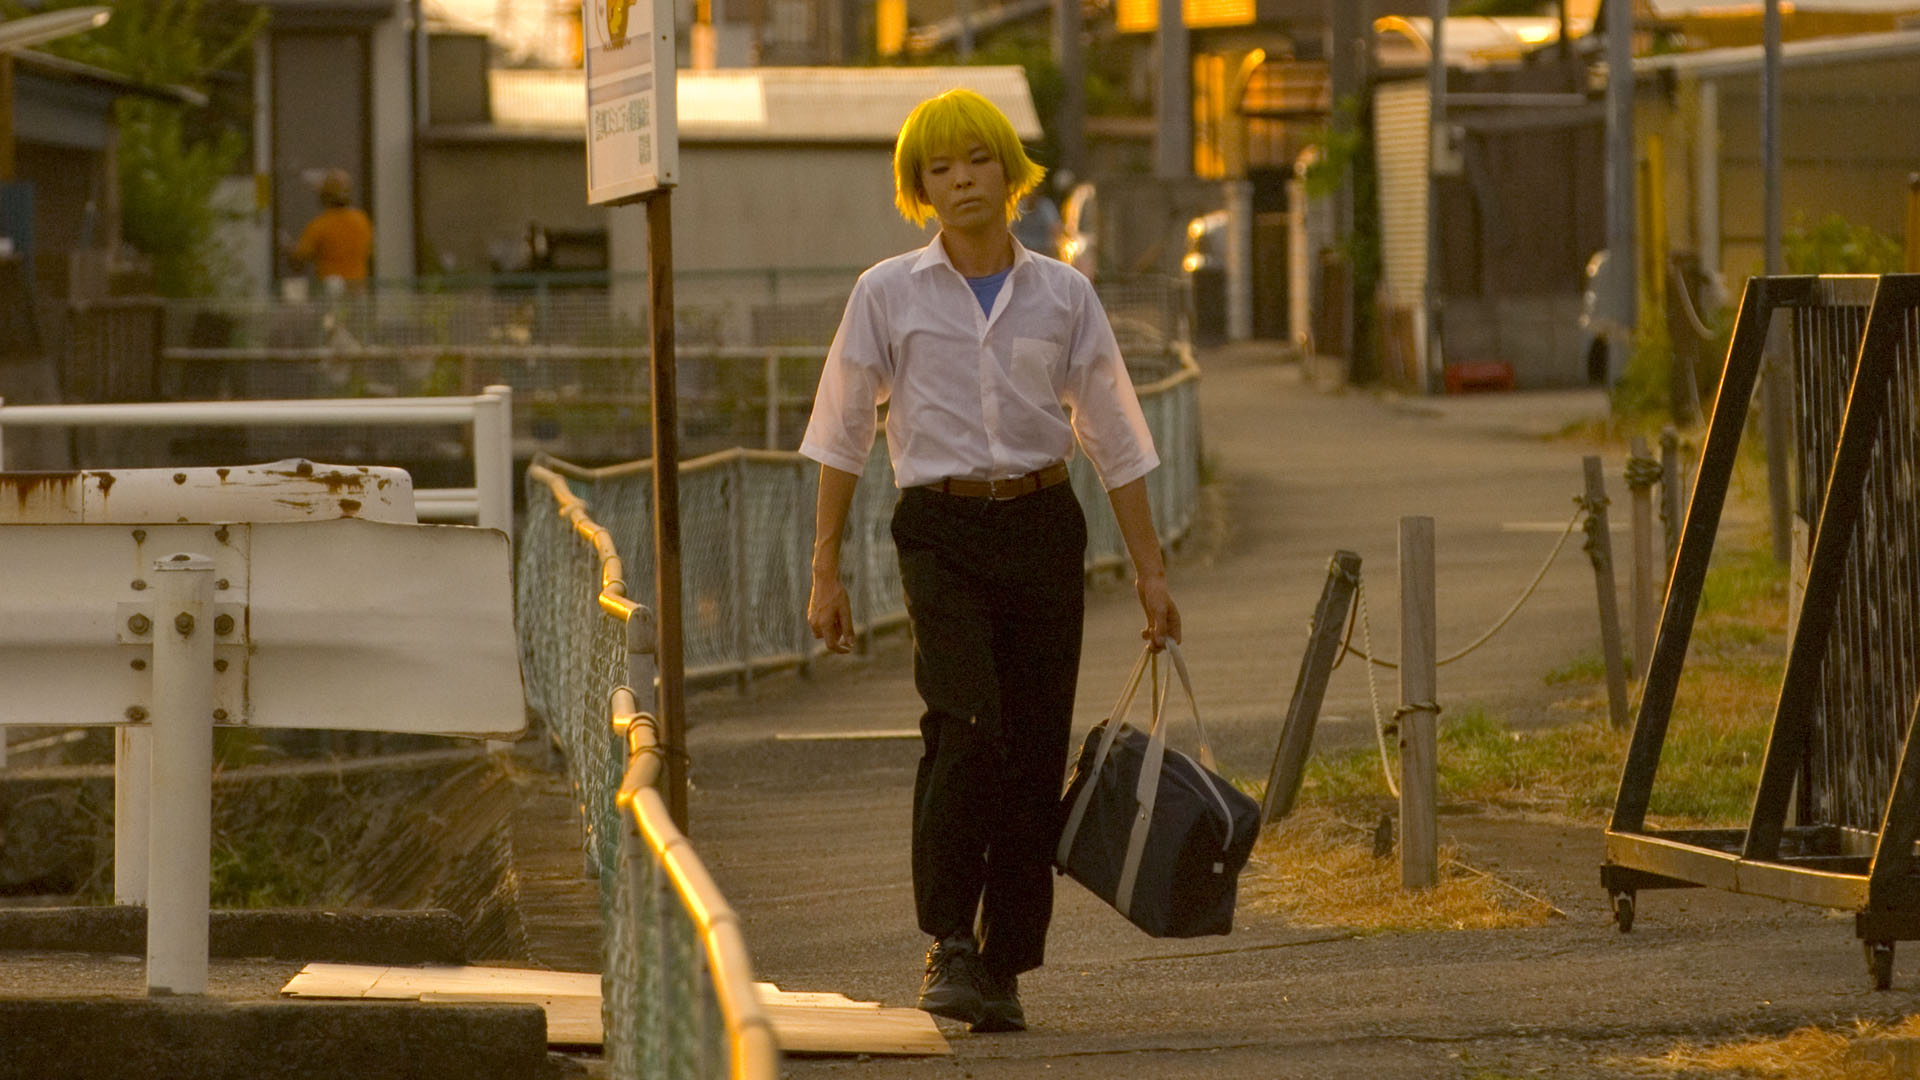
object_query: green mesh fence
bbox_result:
[520,473,773,1079]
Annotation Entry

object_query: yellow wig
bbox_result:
[893,89,1046,227]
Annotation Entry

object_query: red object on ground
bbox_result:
[1443,361,1515,394]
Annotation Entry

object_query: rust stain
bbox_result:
[95,471,115,497]
[264,461,370,495]
[4,471,82,511]
[216,468,231,482]
[339,498,362,517]
[273,498,315,512]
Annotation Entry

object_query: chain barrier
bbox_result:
[1327,501,1589,798]
[1336,501,1588,673]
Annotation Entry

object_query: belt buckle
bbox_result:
[987,476,1023,500]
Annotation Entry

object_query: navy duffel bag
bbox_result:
[1056,642,1261,938]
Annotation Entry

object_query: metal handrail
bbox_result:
[524,460,778,1079]
[615,687,780,1080]
[0,388,515,535]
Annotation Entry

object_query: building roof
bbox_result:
[1633,25,1920,74]
[1374,16,1594,70]
[483,64,1042,143]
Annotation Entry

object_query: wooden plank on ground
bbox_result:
[282,963,947,1057]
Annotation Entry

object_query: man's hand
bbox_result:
[1135,571,1181,652]
[809,573,856,654]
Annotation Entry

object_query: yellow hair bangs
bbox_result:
[893,89,1046,227]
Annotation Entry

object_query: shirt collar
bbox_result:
[910,231,1033,278]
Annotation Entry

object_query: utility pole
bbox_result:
[1604,0,1636,388]
[1327,0,1370,371]
[1155,0,1189,179]
[1054,0,1086,179]
[1423,0,1446,392]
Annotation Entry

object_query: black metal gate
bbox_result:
[1601,274,1920,989]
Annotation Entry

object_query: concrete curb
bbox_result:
[0,997,550,1080]
[0,907,466,963]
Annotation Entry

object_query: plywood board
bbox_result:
[283,962,599,1001]
[283,963,948,1057]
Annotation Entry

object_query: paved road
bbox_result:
[669,346,1909,1079]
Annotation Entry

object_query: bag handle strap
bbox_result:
[1159,640,1218,772]
[1056,646,1152,866]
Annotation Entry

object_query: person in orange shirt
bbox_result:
[290,169,373,294]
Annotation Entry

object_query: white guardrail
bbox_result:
[0,387,515,534]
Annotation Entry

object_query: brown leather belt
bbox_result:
[928,462,1071,500]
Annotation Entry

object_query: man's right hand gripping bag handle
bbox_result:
[1055,641,1262,937]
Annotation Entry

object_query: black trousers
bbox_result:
[891,481,1087,977]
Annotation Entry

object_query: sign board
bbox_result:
[582,0,678,203]
[0,519,525,737]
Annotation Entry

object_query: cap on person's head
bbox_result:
[318,169,352,207]
[892,89,1045,227]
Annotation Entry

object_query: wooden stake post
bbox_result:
[1628,436,1658,683]
[1583,456,1631,729]
[1399,518,1437,890]
[1261,550,1362,825]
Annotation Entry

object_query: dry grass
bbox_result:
[1240,808,1561,932]
[1635,1014,1920,1079]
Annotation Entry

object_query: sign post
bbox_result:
[584,0,687,829]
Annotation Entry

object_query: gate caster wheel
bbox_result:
[1609,890,1635,933]
[1865,940,1895,991]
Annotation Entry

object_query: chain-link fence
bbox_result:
[519,463,778,1080]
[532,339,1201,690]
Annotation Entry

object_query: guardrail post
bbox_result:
[731,454,751,692]
[1398,517,1438,891]
[115,727,152,903]
[475,384,514,536]
[764,351,781,450]
[147,552,216,996]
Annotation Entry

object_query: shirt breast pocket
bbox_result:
[1010,337,1064,407]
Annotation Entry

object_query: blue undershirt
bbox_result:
[965,266,1012,316]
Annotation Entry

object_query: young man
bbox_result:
[799,89,1180,1033]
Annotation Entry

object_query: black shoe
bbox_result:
[915,937,985,1025]
[971,968,1025,1033]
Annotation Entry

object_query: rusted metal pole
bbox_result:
[1261,550,1362,826]
[646,190,689,832]
[1399,518,1437,891]
[1584,456,1631,729]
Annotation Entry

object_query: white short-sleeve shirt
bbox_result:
[799,236,1160,492]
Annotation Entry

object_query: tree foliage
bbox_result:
[1784,213,1906,275]
[5,0,265,295]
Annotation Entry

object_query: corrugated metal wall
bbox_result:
[1374,79,1429,313]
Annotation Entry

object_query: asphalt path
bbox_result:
[671,346,1914,1079]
